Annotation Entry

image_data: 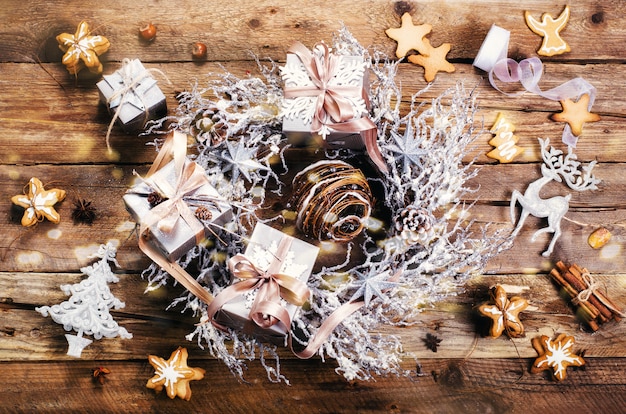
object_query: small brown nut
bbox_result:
[588,227,611,249]
[139,23,157,41]
[192,42,207,59]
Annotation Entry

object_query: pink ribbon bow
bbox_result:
[206,235,310,334]
[284,41,388,173]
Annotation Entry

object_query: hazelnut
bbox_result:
[588,227,611,249]
[139,23,157,41]
[192,42,207,59]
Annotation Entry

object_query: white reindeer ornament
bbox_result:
[510,138,599,257]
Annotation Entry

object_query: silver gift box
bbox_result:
[97,59,167,133]
[123,159,232,261]
[281,52,369,150]
[214,222,319,344]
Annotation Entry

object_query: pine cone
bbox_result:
[190,106,228,145]
[395,206,435,245]
[147,191,167,208]
[194,206,213,221]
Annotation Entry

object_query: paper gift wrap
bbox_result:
[281,48,369,150]
[97,58,167,133]
[214,223,320,344]
[123,159,232,261]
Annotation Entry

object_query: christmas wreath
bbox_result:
[138,28,510,383]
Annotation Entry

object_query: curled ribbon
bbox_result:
[105,58,171,153]
[289,269,400,359]
[473,25,597,147]
[572,271,626,318]
[205,235,310,335]
[284,42,388,173]
[135,131,216,306]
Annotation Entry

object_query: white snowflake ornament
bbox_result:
[385,117,426,175]
[220,139,269,182]
[349,270,399,307]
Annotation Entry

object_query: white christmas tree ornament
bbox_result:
[36,243,132,357]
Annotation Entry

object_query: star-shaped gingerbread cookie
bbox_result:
[146,347,205,400]
[385,12,432,58]
[550,93,600,136]
[477,284,528,338]
[407,39,455,82]
[11,177,66,227]
[531,333,585,381]
[57,21,110,75]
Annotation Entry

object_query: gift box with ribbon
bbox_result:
[207,222,319,345]
[123,135,232,262]
[97,58,167,134]
[281,42,372,148]
[280,42,387,172]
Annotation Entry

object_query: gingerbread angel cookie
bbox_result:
[525,5,571,56]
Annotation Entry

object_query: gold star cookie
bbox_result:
[57,21,110,75]
[550,93,600,136]
[525,6,571,56]
[146,347,205,400]
[11,177,66,227]
[477,284,528,338]
[407,39,455,82]
[385,12,432,58]
[531,333,585,381]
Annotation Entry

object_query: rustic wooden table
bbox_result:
[1,0,625,412]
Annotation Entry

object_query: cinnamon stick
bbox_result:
[549,266,600,323]
[572,264,624,321]
[568,264,614,321]
[551,261,624,331]
[558,264,607,321]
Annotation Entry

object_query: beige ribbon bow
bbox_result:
[205,236,310,333]
[136,131,215,305]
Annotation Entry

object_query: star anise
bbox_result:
[423,333,442,352]
[92,366,111,385]
[71,198,97,224]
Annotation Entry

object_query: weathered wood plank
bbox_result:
[1,61,622,166]
[2,272,624,361]
[1,0,624,63]
[1,163,624,273]
[1,357,625,413]
[474,204,626,274]
[4,61,624,118]
[1,0,625,410]
[468,163,624,207]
